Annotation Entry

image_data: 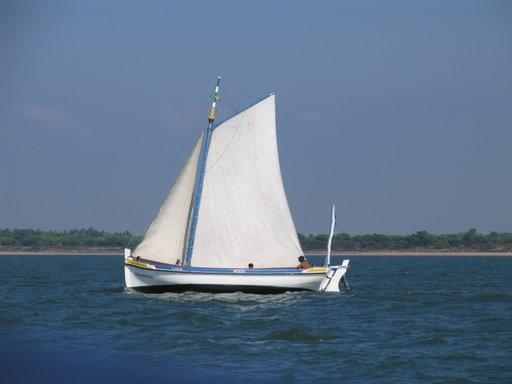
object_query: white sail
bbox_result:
[190,94,304,268]
[325,205,336,267]
[133,135,203,264]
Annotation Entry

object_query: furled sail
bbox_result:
[133,134,203,264]
[190,94,304,268]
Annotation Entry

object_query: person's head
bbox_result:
[248,263,254,269]
[298,256,305,262]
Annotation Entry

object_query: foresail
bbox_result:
[133,135,203,264]
[191,95,303,268]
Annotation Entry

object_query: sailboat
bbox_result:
[124,77,350,293]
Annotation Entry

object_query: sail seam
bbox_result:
[205,119,242,173]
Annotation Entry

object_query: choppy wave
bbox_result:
[0,255,511,383]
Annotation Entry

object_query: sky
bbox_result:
[1,0,511,235]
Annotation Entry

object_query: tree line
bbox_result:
[0,228,511,251]
[0,228,143,248]
[299,229,512,251]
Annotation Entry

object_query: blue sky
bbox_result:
[1,0,511,235]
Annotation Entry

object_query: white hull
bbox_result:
[124,261,349,294]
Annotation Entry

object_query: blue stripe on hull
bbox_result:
[126,261,324,276]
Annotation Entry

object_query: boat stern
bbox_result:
[319,259,350,292]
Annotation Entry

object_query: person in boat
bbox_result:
[248,263,254,269]
[297,256,312,269]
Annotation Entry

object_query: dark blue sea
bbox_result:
[1,255,511,383]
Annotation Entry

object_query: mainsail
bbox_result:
[191,94,303,268]
[133,135,203,264]
[134,94,303,268]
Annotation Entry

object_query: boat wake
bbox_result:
[125,287,314,305]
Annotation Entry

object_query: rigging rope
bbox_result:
[136,95,211,248]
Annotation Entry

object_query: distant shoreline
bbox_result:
[0,247,122,256]
[2,229,511,256]
[322,251,512,256]
[0,248,511,256]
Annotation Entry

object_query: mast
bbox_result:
[325,204,336,267]
[183,76,221,266]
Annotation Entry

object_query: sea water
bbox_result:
[0,255,511,383]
